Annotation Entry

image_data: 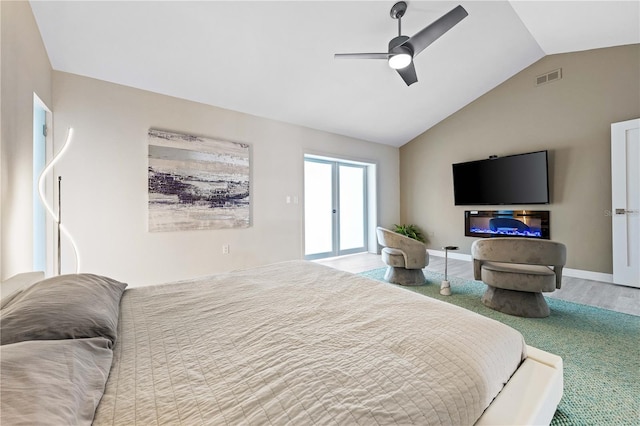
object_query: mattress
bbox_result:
[93,260,526,425]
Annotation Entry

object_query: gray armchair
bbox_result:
[471,238,566,318]
[376,227,428,286]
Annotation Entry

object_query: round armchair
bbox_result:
[471,238,566,318]
[376,227,428,286]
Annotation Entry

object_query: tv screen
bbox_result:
[452,151,549,205]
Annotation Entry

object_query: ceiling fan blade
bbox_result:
[334,53,389,60]
[403,5,468,57]
[396,62,417,86]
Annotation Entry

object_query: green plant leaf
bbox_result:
[393,224,425,242]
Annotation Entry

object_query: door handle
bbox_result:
[616,209,639,214]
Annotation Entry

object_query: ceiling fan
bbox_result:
[334,2,468,86]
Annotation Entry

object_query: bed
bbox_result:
[0,261,563,425]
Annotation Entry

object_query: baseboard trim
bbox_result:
[561,268,613,283]
[428,249,472,262]
[427,249,614,284]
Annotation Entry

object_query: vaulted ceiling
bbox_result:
[30,1,640,147]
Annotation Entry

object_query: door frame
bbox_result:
[33,93,55,277]
[303,154,375,260]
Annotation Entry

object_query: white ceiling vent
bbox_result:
[536,68,562,86]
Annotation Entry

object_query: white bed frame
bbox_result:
[1,272,563,425]
[476,345,563,425]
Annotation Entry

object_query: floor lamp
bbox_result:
[38,128,80,275]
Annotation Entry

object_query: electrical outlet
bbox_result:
[222,244,229,254]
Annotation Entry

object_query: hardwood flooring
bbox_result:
[316,252,640,317]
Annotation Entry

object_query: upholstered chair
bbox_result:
[471,238,566,318]
[376,227,428,286]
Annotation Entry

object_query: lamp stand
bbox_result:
[57,176,62,275]
[440,246,458,296]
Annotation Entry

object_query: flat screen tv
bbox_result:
[452,150,549,205]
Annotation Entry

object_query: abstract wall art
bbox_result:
[148,129,250,232]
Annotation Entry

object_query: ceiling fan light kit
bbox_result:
[335,1,468,86]
[388,51,412,69]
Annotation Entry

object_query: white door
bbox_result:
[304,157,368,260]
[611,118,640,287]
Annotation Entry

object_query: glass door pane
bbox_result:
[339,165,365,252]
[304,160,334,256]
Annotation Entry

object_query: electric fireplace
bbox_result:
[465,210,550,239]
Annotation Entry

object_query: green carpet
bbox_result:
[359,268,640,426]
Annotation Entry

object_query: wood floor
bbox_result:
[316,252,640,317]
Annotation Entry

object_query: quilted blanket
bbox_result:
[93,261,526,425]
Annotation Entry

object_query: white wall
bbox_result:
[51,72,399,286]
[1,1,53,280]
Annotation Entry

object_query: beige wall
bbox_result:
[51,71,399,286]
[400,44,640,274]
[0,1,53,279]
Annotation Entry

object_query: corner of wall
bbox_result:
[0,0,53,280]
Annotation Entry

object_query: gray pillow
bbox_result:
[0,337,113,425]
[0,273,127,346]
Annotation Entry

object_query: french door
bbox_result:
[304,158,367,259]
[611,118,639,287]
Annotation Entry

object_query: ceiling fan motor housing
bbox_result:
[389,36,411,54]
[388,36,413,69]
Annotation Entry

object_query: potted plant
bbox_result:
[393,224,426,243]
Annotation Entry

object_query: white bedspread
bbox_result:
[93,261,526,425]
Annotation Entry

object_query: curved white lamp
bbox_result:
[37,127,80,274]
